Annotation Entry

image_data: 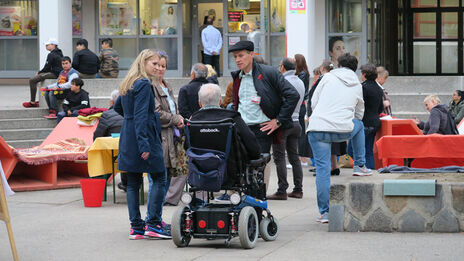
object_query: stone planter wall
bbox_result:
[328,183,464,232]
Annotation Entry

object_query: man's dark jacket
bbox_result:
[72,48,100,74]
[231,62,299,129]
[177,77,209,119]
[190,107,260,185]
[39,48,63,77]
[93,107,124,140]
[62,89,90,112]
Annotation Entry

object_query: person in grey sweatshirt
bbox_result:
[307,53,372,224]
[414,95,455,135]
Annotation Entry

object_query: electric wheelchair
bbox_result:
[171,118,280,249]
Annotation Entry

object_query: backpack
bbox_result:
[447,112,459,135]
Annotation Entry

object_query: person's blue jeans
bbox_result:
[96,72,102,78]
[44,91,58,112]
[308,119,366,215]
[145,168,170,222]
[346,119,367,167]
[127,171,166,230]
[363,126,378,169]
[308,131,350,215]
[57,110,78,123]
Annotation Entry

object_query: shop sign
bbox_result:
[289,0,306,14]
[229,37,241,46]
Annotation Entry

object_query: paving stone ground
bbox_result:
[1,165,464,261]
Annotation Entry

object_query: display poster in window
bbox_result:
[0,6,37,36]
[100,2,136,35]
[159,4,177,35]
[233,0,250,10]
[72,0,82,36]
[289,0,306,14]
[328,36,361,68]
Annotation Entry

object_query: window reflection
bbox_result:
[140,0,178,35]
[328,0,362,33]
[99,0,137,35]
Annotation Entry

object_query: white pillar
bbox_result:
[286,0,326,73]
[39,0,72,69]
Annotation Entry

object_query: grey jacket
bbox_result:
[283,70,304,121]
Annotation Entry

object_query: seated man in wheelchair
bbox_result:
[171,84,279,249]
[190,83,263,194]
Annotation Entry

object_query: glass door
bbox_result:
[192,0,224,74]
[225,0,265,73]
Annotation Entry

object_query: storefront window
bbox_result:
[72,0,82,36]
[99,0,136,35]
[0,1,38,36]
[328,0,362,33]
[411,0,437,8]
[112,38,138,70]
[270,0,285,33]
[228,0,261,33]
[442,12,457,39]
[413,12,436,39]
[140,0,178,35]
[413,41,436,73]
[441,0,459,7]
[0,1,38,72]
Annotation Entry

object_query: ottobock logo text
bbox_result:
[200,128,220,133]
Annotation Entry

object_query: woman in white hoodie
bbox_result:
[307,53,372,223]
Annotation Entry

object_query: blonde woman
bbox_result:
[205,64,219,84]
[114,49,170,240]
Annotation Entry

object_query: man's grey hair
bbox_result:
[198,84,222,107]
[110,89,120,102]
[191,63,208,78]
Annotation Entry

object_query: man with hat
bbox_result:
[23,38,63,108]
[229,40,299,192]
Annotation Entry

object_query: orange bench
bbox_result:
[5,118,97,191]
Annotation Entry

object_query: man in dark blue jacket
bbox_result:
[177,63,209,119]
[73,38,100,78]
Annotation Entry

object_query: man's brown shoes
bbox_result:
[287,191,303,199]
[267,192,288,200]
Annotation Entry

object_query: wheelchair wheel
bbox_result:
[172,206,191,247]
[259,217,280,241]
[238,206,258,249]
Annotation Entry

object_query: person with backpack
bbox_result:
[413,94,457,135]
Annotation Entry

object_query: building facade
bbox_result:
[0,0,462,78]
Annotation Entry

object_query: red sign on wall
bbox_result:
[289,0,306,14]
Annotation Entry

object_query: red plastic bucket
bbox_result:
[80,179,106,207]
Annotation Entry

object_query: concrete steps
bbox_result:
[0,108,55,148]
[383,76,459,122]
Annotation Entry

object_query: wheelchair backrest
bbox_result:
[185,118,235,154]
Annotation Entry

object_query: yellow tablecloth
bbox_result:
[87,137,120,177]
